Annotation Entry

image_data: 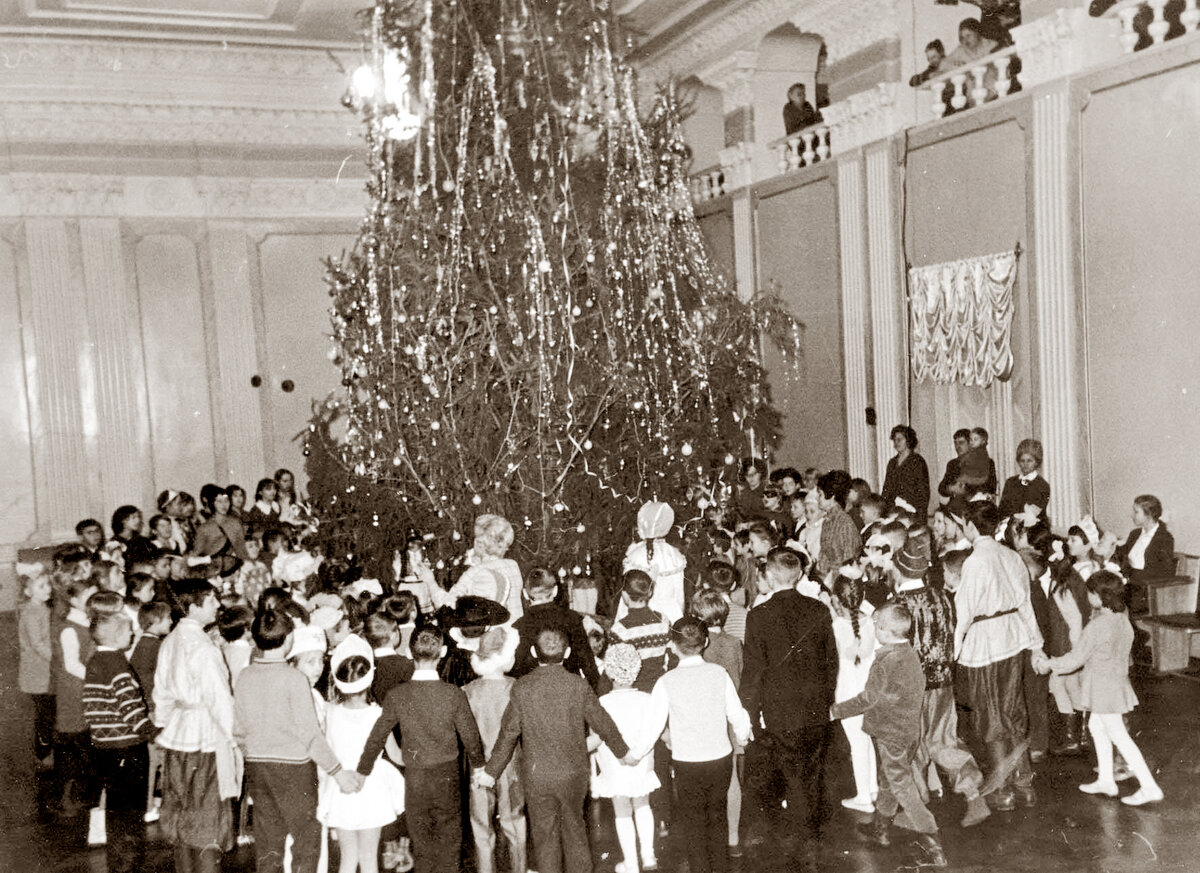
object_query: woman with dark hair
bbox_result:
[881,425,931,518]
[1116,494,1175,585]
[192,483,249,579]
[108,505,155,566]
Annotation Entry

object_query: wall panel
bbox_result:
[258,232,355,488]
[0,236,37,544]
[755,178,846,470]
[904,120,1033,495]
[135,234,218,492]
[1082,65,1200,548]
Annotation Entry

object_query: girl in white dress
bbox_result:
[318,638,405,873]
[830,570,877,813]
[590,643,660,873]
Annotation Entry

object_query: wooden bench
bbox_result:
[1136,553,1200,674]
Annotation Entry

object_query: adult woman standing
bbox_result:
[881,425,931,518]
[192,484,249,580]
[1117,495,1175,585]
[425,515,524,621]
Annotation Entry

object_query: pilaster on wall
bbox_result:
[865,144,907,482]
[836,155,875,484]
[731,192,757,301]
[1031,84,1084,527]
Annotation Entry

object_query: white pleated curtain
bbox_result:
[908,250,1017,387]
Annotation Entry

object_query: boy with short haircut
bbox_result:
[76,518,105,561]
[83,611,157,873]
[512,567,599,687]
[364,611,416,703]
[479,627,633,873]
[218,605,254,688]
[52,573,100,819]
[234,609,360,873]
[358,627,485,873]
[832,604,947,867]
[130,600,171,821]
[640,618,751,873]
[610,570,671,693]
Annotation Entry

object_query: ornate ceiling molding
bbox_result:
[636,0,901,89]
[0,36,360,150]
[0,173,367,219]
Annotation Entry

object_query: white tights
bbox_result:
[612,794,656,873]
[1089,713,1159,792]
[842,714,878,802]
[335,827,381,873]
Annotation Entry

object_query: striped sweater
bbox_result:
[611,605,672,693]
[83,648,155,748]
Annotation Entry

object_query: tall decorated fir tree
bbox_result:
[307,0,800,579]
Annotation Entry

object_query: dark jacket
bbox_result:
[998,474,1051,520]
[511,601,599,689]
[881,453,931,516]
[1118,525,1176,584]
[741,589,837,744]
[485,662,628,785]
[831,642,924,748]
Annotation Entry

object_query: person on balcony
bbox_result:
[937,0,1021,46]
[909,40,947,87]
[783,83,823,136]
[945,18,999,69]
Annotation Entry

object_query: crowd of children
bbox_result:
[16,440,1172,873]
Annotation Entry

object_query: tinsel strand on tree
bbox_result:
[306,0,801,579]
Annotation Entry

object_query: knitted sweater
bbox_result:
[611,605,671,693]
[233,657,343,773]
[83,648,156,748]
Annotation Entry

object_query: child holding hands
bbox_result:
[831,603,946,867]
[591,643,660,873]
[1040,570,1163,805]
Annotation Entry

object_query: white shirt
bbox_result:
[954,537,1043,668]
[642,655,751,762]
[1127,524,1158,571]
[154,618,235,753]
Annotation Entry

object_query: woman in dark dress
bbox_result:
[881,425,931,518]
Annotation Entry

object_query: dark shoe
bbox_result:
[1051,712,1084,756]
[857,812,892,846]
[1014,784,1037,808]
[986,788,1015,812]
[961,794,991,827]
[913,833,948,867]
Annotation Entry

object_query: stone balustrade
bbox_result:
[925,45,1022,119]
[689,165,727,203]
[1101,0,1199,53]
[771,125,831,174]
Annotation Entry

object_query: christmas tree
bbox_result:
[306,0,800,580]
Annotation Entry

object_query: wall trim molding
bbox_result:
[0,173,368,219]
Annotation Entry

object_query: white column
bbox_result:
[79,218,152,511]
[22,219,94,534]
[1032,85,1082,528]
[836,156,875,484]
[731,193,756,301]
[865,145,907,482]
[208,226,268,485]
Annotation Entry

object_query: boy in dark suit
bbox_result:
[740,548,838,873]
[477,627,633,873]
[358,627,485,873]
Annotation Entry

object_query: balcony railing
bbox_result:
[1101,0,1199,52]
[770,125,831,174]
[925,45,1022,119]
[689,165,727,203]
